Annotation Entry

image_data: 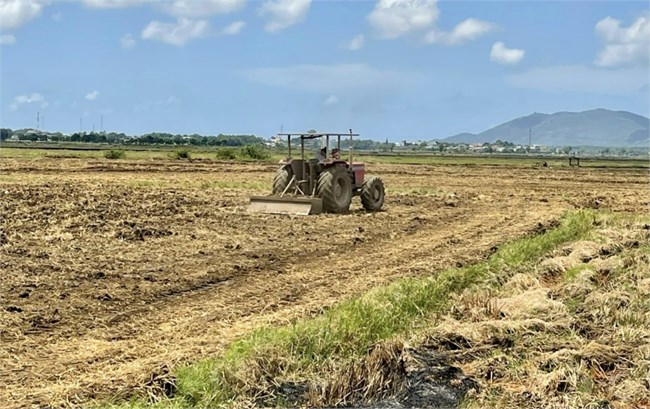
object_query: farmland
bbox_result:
[0,154,648,408]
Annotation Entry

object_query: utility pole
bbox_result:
[37,112,40,129]
[528,128,532,154]
[80,118,82,132]
[42,115,45,130]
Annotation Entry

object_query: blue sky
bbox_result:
[1,0,648,140]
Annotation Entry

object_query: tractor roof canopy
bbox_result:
[278,132,359,140]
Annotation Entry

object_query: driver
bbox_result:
[331,148,341,160]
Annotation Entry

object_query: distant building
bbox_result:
[265,135,282,147]
[469,143,484,153]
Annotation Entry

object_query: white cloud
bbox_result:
[51,11,61,21]
[82,0,245,17]
[242,63,422,94]
[0,33,15,44]
[323,95,339,105]
[10,92,47,110]
[163,0,245,17]
[506,65,648,95]
[490,41,524,65]
[141,18,209,46]
[368,0,438,39]
[259,0,310,33]
[134,95,180,112]
[81,0,149,8]
[85,90,100,100]
[121,33,135,49]
[221,20,245,35]
[594,14,650,67]
[343,34,364,51]
[425,18,496,45]
[0,0,49,30]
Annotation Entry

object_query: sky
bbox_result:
[0,0,649,141]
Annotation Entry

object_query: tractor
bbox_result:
[248,130,385,215]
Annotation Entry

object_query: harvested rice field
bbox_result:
[0,156,647,408]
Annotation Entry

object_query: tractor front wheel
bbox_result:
[361,176,385,211]
[317,166,352,213]
[272,165,293,194]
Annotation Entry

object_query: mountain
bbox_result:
[444,109,649,147]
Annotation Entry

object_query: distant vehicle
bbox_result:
[248,130,385,215]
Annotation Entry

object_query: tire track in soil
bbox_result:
[2,203,564,408]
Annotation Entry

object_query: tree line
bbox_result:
[0,128,265,147]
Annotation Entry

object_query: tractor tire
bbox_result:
[361,176,385,211]
[317,166,352,213]
[272,165,293,194]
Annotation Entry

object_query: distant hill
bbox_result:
[444,109,649,147]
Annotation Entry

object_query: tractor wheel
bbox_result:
[361,176,385,211]
[272,165,293,194]
[317,166,352,213]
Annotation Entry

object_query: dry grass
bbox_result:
[96,210,597,408]
[2,157,648,408]
[419,212,650,409]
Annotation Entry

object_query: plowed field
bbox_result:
[0,157,646,408]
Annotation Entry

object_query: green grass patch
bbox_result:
[170,148,191,160]
[564,263,593,281]
[1,145,647,168]
[101,210,598,408]
[239,145,270,160]
[214,148,238,160]
[0,175,18,183]
[104,150,126,159]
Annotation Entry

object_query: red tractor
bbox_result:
[249,130,385,215]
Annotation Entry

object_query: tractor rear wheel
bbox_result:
[317,166,352,213]
[361,176,385,211]
[272,165,293,194]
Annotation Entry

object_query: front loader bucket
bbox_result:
[248,196,323,215]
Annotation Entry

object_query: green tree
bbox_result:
[240,145,270,160]
[0,128,11,141]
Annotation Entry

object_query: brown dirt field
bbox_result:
[0,158,647,408]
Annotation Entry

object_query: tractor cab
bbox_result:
[249,130,385,215]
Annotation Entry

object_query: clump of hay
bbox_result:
[497,288,567,320]
[539,365,587,396]
[308,340,406,407]
[448,289,502,322]
[588,255,624,275]
[429,318,484,347]
[637,278,650,295]
[539,256,581,276]
[596,227,641,249]
[561,268,596,299]
[502,274,540,296]
[568,241,602,262]
[584,290,631,310]
[613,380,649,405]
